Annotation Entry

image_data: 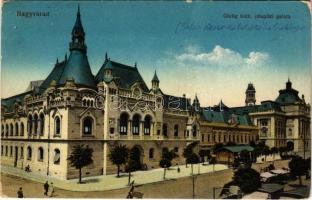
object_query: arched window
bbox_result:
[39,113,45,136]
[82,99,87,107]
[10,123,13,136]
[33,114,38,135]
[38,147,44,161]
[120,113,128,135]
[27,115,32,135]
[174,124,179,137]
[149,148,154,159]
[5,124,8,137]
[27,146,32,160]
[15,123,19,136]
[55,117,61,135]
[163,124,168,137]
[87,100,90,107]
[192,125,197,137]
[132,114,140,135]
[20,123,24,136]
[144,115,151,135]
[54,149,60,165]
[5,146,8,156]
[83,117,93,135]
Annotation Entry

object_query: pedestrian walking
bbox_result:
[49,182,55,197]
[44,181,49,196]
[17,187,23,198]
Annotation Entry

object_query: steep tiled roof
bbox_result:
[39,61,66,92]
[2,91,31,113]
[95,59,149,92]
[163,94,191,111]
[201,109,253,126]
[58,51,96,88]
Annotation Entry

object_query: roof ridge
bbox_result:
[110,60,137,71]
[2,91,32,100]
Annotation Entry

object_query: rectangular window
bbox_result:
[5,146,8,156]
[201,135,204,142]
[1,145,3,156]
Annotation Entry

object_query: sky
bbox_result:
[1,1,311,107]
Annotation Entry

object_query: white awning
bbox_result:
[242,191,269,199]
[260,172,275,178]
[270,169,288,174]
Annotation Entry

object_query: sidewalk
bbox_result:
[1,163,228,192]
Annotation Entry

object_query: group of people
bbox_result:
[44,181,55,197]
[16,181,55,198]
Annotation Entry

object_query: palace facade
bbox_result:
[1,7,197,179]
[1,7,310,180]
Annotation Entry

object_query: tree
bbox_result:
[67,144,94,183]
[210,156,216,172]
[270,147,278,163]
[240,150,251,165]
[213,143,224,153]
[233,167,261,194]
[183,142,198,167]
[186,153,200,175]
[159,149,178,179]
[109,144,129,177]
[286,141,294,152]
[263,145,270,162]
[289,156,307,186]
[125,159,137,185]
[159,158,171,179]
[199,149,210,164]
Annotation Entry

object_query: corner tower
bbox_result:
[58,5,96,88]
[245,83,256,106]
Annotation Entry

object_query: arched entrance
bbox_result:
[130,145,144,170]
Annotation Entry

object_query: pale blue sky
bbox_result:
[1,1,311,106]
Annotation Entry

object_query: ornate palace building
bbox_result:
[1,7,310,180]
[1,7,197,179]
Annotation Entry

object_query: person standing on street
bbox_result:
[44,181,49,196]
[17,187,23,198]
[49,182,55,197]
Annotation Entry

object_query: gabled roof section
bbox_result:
[95,59,149,92]
[201,109,253,126]
[39,60,66,92]
[25,80,44,92]
[2,91,31,113]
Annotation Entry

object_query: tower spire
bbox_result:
[70,5,86,53]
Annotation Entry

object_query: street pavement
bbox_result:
[1,163,228,192]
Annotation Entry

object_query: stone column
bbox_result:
[37,119,41,136]
[127,120,132,139]
[139,121,144,139]
[151,122,154,137]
